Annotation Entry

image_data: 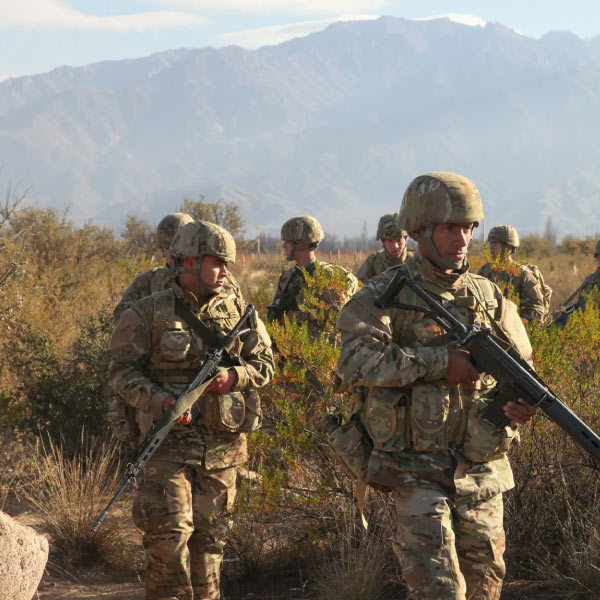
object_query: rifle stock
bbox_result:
[375,271,600,462]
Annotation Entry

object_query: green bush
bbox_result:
[0,309,117,451]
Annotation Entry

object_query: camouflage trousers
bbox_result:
[392,486,505,600]
[133,456,237,600]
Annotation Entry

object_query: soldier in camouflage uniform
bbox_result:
[477,225,551,322]
[113,213,194,321]
[335,173,536,600]
[108,221,274,600]
[267,216,358,332]
[356,212,409,283]
[564,239,600,306]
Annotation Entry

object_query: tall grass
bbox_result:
[24,433,136,571]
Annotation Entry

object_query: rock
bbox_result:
[0,511,49,600]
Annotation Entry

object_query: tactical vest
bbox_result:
[109,286,261,444]
[360,263,518,464]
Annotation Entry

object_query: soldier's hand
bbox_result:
[503,397,537,425]
[163,397,192,425]
[206,369,238,394]
[445,349,480,386]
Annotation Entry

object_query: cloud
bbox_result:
[214,14,380,48]
[413,13,486,28]
[152,0,388,15]
[0,0,204,31]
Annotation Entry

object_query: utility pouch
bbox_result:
[363,387,409,452]
[463,398,518,462]
[328,414,372,483]
[200,391,246,432]
[159,322,192,361]
[409,383,450,451]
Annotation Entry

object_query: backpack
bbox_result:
[523,263,552,318]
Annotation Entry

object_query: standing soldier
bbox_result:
[335,172,536,600]
[477,225,552,322]
[267,215,358,332]
[555,239,600,326]
[113,212,194,321]
[356,212,409,283]
[108,221,274,600]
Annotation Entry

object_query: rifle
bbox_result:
[553,297,586,329]
[91,304,257,533]
[375,271,600,462]
[267,265,304,322]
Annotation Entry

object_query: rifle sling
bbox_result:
[174,298,222,349]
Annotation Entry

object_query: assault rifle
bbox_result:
[91,304,257,533]
[375,271,600,462]
[266,265,304,322]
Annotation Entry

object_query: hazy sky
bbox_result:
[1,1,600,82]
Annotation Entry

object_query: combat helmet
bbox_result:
[156,212,194,250]
[399,172,483,270]
[488,225,520,252]
[376,212,407,241]
[280,216,324,248]
[594,240,600,257]
[170,220,236,264]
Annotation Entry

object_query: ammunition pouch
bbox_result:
[198,389,262,433]
[463,397,518,462]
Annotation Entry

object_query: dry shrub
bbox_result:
[24,433,136,571]
[311,496,400,600]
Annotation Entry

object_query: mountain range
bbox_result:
[1,16,600,239]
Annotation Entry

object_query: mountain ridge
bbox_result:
[1,16,600,237]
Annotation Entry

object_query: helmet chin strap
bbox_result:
[177,256,222,296]
[286,242,296,262]
[420,225,465,272]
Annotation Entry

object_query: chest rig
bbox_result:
[362,262,504,455]
[150,287,243,386]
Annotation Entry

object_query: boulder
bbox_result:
[0,511,49,600]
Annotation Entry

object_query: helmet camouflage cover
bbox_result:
[280,216,324,246]
[156,212,194,250]
[488,225,520,249]
[595,240,600,257]
[376,212,407,241]
[170,220,236,264]
[398,172,483,235]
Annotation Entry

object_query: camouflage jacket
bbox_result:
[477,261,550,321]
[268,259,358,327]
[571,268,600,304]
[336,253,532,500]
[355,247,409,284]
[108,280,274,469]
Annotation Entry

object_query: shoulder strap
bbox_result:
[174,298,222,348]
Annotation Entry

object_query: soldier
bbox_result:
[477,225,552,322]
[335,172,536,600]
[267,215,358,331]
[108,221,274,600]
[113,212,194,321]
[565,239,600,305]
[356,212,409,283]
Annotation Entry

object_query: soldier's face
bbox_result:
[488,241,503,257]
[429,223,474,267]
[383,237,407,257]
[199,255,229,289]
[179,255,228,295]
